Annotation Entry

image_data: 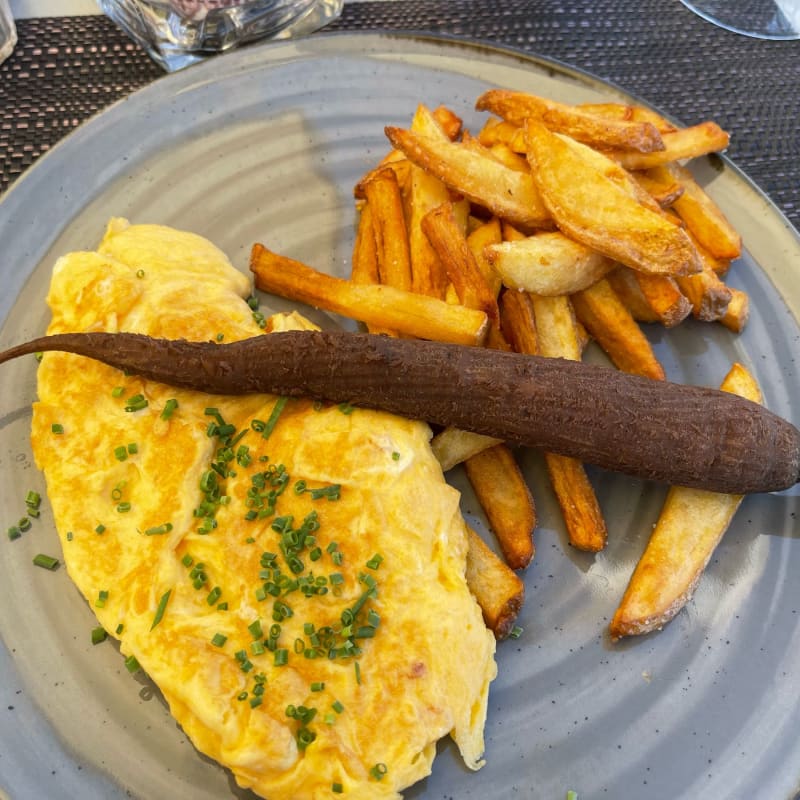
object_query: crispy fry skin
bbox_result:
[571,278,665,380]
[384,125,552,230]
[476,89,665,153]
[361,167,413,292]
[610,363,762,639]
[250,244,488,346]
[608,121,730,170]
[630,271,692,328]
[464,444,536,570]
[465,526,525,640]
[523,119,701,277]
[720,287,750,333]
[422,202,499,321]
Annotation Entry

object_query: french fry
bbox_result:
[632,169,685,208]
[720,287,750,333]
[487,142,531,173]
[465,525,525,640]
[421,201,500,320]
[431,104,463,140]
[431,427,503,472]
[361,167,413,292]
[605,267,661,323]
[523,119,701,277]
[477,116,524,150]
[665,162,742,260]
[354,150,410,200]
[384,125,552,230]
[498,289,539,356]
[630,271,693,327]
[571,278,666,380]
[464,444,536,570]
[608,121,730,170]
[466,217,504,297]
[485,232,615,296]
[675,257,732,322]
[476,89,665,153]
[351,202,380,285]
[405,107,453,299]
[250,244,488,346]
[609,363,761,639]
[577,102,678,133]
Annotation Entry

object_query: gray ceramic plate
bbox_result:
[1,32,799,800]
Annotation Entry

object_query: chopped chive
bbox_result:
[66,531,73,542]
[135,268,145,278]
[206,586,222,605]
[509,625,524,639]
[7,526,21,541]
[249,695,263,708]
[34,351,43,362]
[18,517,32,532]
[332,783,343,794]
[248,619,263,640]
[124,393,148,412]
[112,386,124,398]
[369,763,387,781]
[114,445,128,461]
[332,699,344,714]
[366,553,384,570]
[124,654,140,673]
[251,641,266,656]
[391,451,400,460]
[217,602,228,611]
[116,502,131,513]
[338,402,355,415]
[150,589,171,630]
[95,524,106,534]
[127,442,138,455]
[215,333,224,342]
[32,553,59,570]
[181,553,194,567]
[91,626,108,645]
[25,491,41,509]
[355,661,362,685]
[51,423,64,434]
[144,523,173,536]
[160,398,178,420]
[115,623,124,635]
[96,589,109,608]
[310,681,325,692]
[274,648,288,666]
[247,295,260,310]
[211,633,227,647]
[260,396,288,440]
[237,691,248,701]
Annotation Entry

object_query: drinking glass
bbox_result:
[0,0,17,66]
[99,0,344,72]
[679,0,800,39]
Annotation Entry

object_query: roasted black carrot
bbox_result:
[1,330,798,494]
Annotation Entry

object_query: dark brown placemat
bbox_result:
[1,1,799,228]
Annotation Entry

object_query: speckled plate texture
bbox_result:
[1,31,800,800]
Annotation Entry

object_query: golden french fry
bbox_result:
[524,119,701,277]
[630,271,693,328]
[487,142,531,173]
[476,89,665,153]
[384,125,552,230]
[720,287,750,333]
[431,104,463,140]
[609,121,730,170]
[499,288,539,358]
[431,427,502,471]
[485,232,615,296]
[466,217,504,297]
[605,267,661,323]
[610,363,762,639]
[361,167,413,292]
[405,106,453,299]
[354,151,410,199]
[632,169,685,208]
[577,102,678,133]
[465,525,525,640]
[666,162,742,260]
[571,278,666,380]
[530,293,608,552]
[675,257,732,322]
[250,244,488,346]
[421,202,500,321]
[351,202,380,285]
[465,444,536,570]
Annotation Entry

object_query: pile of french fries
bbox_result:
[249,88,755,642]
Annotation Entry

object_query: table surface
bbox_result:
[1,0,799,232]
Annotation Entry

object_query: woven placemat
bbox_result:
[1,0,798,227]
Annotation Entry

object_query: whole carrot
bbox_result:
[2,330,797,494]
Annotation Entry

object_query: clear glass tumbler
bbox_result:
[0,0,17,66]
[98,0,344,71]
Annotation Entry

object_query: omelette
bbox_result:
[30,219,497,799]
